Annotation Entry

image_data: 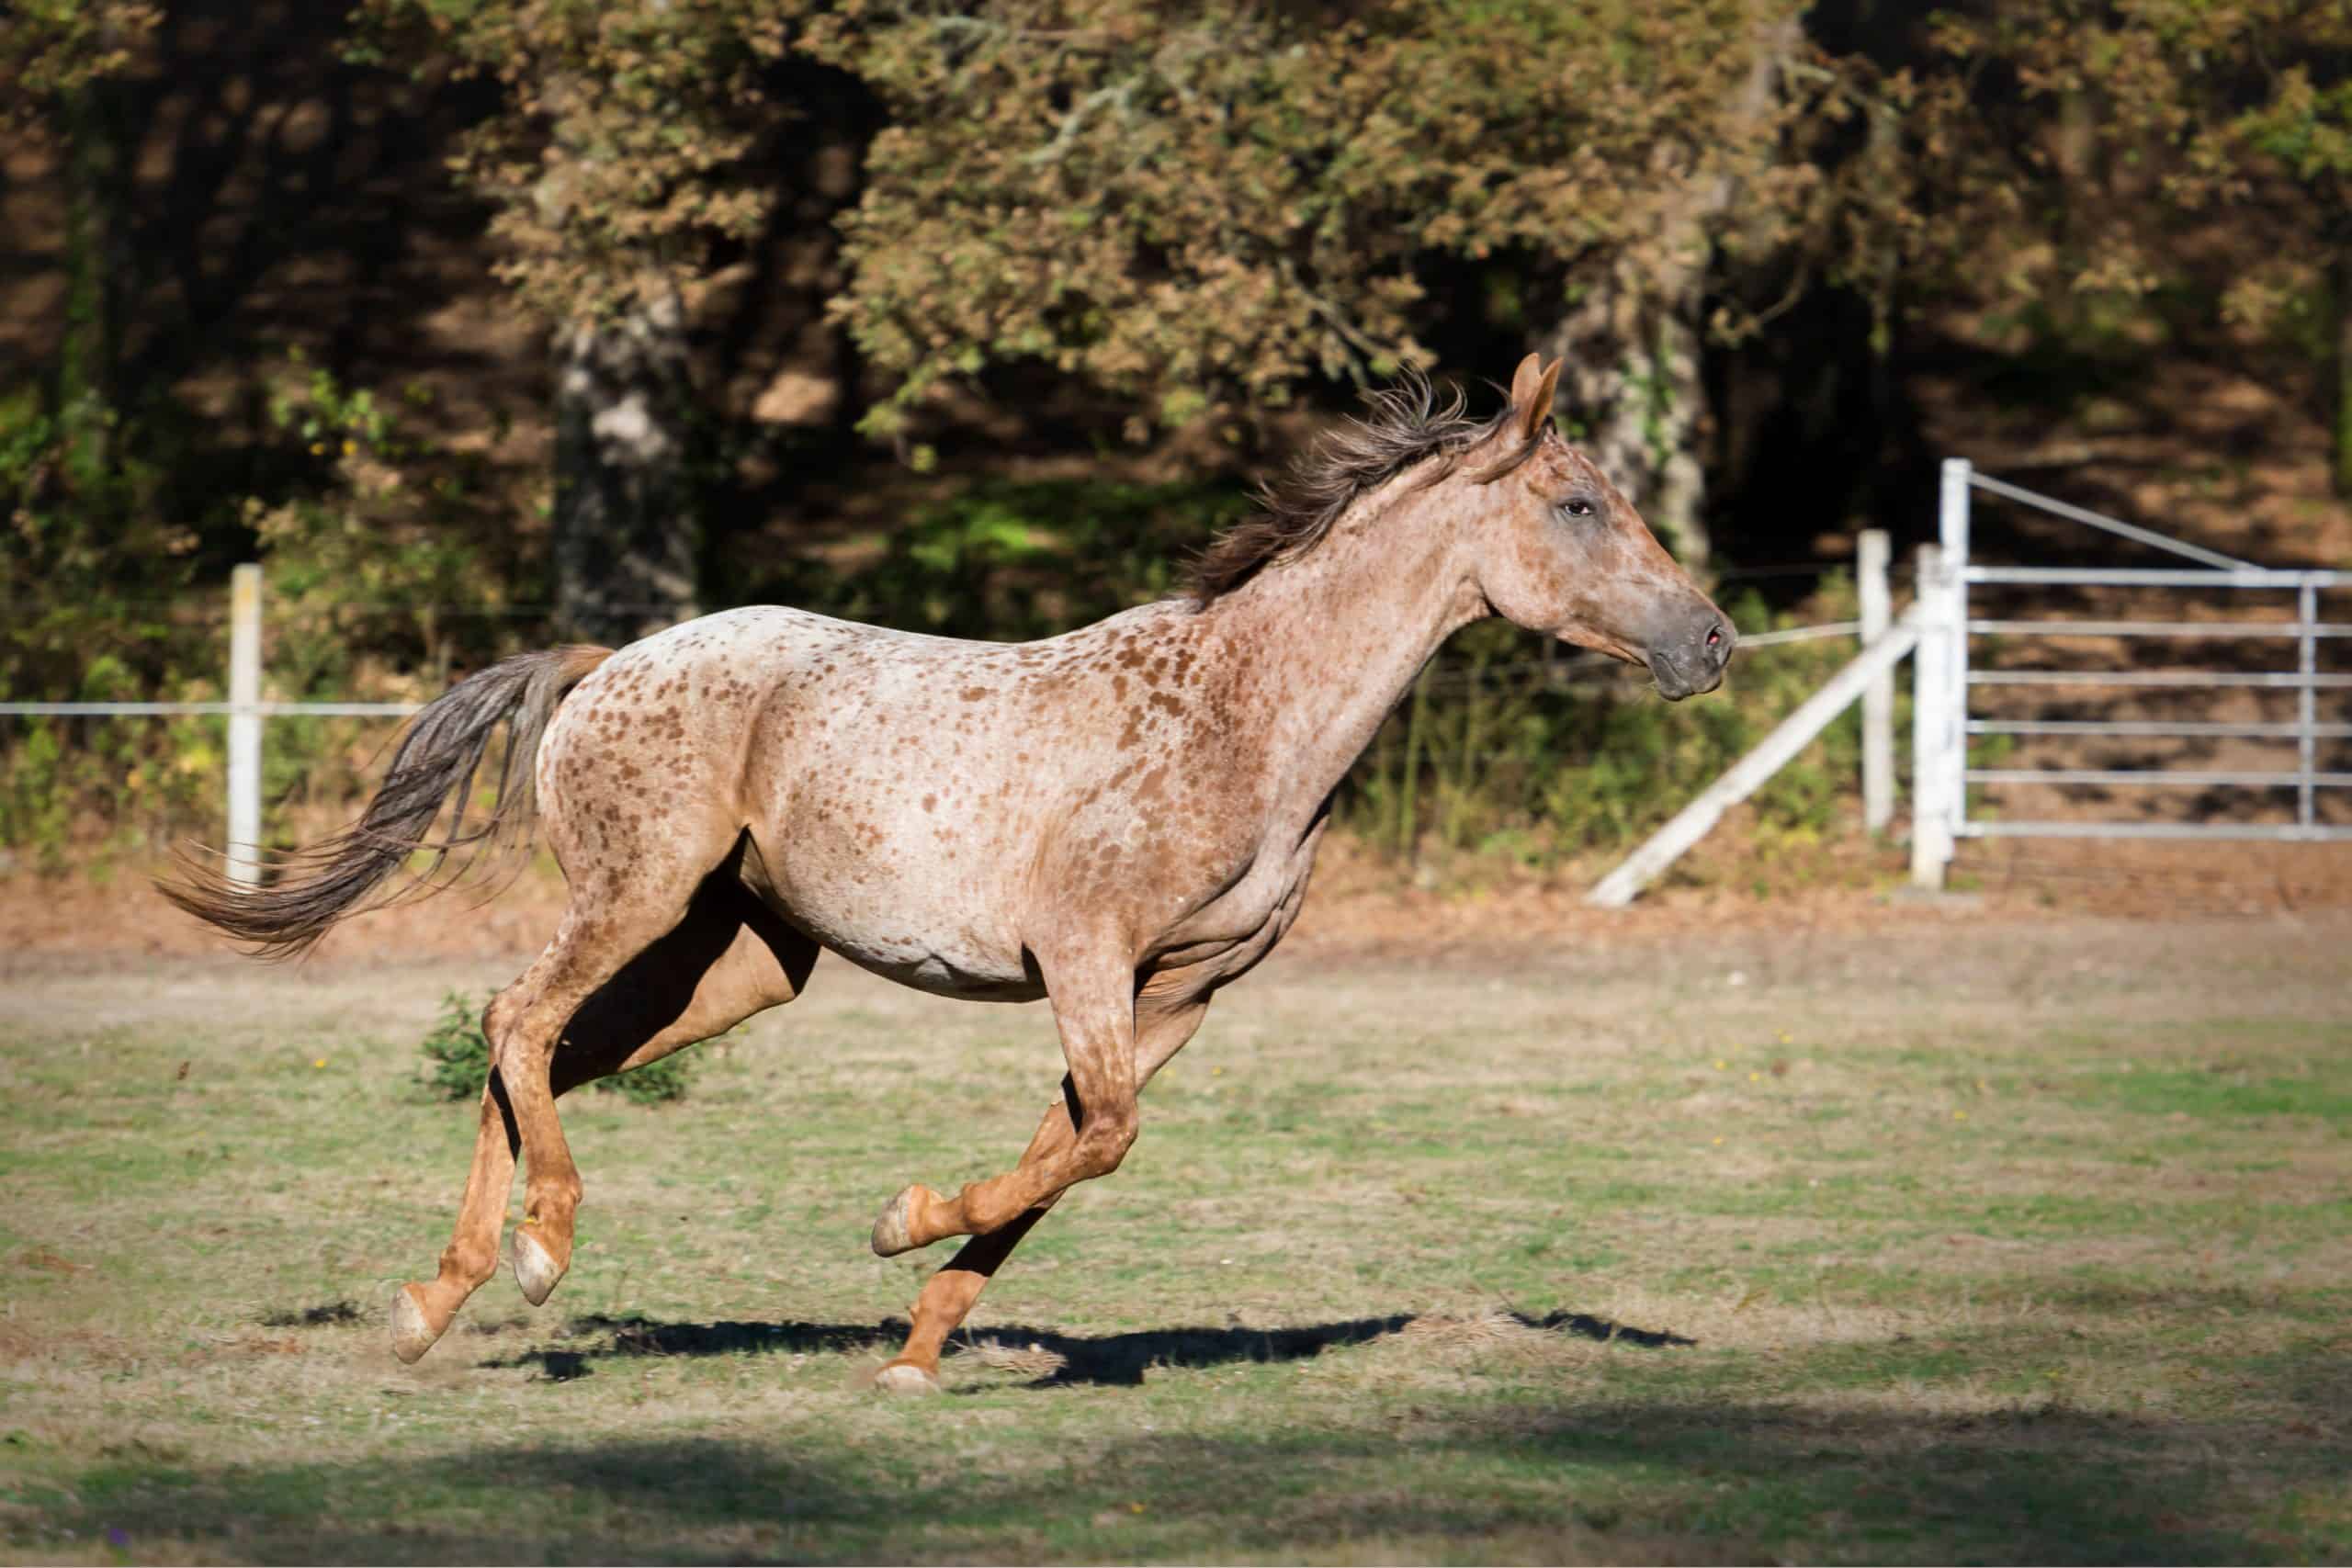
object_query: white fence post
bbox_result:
[1909,544,1951,888]
[1587,608,1922,908]
[1939,458,1973,853]
[2299,580,2318,836]
[226,563,263,887]
[1858,528,1894,833]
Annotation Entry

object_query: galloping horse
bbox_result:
[164,355,1733,1392]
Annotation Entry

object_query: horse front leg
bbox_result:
[872,996,1209,1393]
[871,1108,1076,1393]
[874,952,1140,1259]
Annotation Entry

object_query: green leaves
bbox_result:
[824,0,1811,438]
[419,989,696,1104]
[353,0,814,324]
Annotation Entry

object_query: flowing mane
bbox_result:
[1187,374,1534,603]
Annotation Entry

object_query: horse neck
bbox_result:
[1204,476,1487,809]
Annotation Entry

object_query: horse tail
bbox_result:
[159,644,614,960]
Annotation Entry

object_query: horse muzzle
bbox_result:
[1648,617,1735,702]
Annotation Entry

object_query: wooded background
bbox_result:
[4,0,2348,869]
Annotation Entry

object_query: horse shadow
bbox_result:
[478,1307,1695,1388]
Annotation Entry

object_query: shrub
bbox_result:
[417,989,694,1106]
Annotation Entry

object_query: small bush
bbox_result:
[417,990,492,1100]
[601,1050,694,1107]
[418,990,694,1106]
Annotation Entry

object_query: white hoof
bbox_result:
[513,1228,563,1307]
[390,1285,439,1365]
[871,1187,924,1258]
[873,1360,942,1395]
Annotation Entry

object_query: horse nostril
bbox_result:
[1705,625,1721,649]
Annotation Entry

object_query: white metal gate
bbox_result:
[1910,459,2352,888]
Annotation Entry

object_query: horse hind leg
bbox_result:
[505,883,817,1307]
[549,878,816,1096]
[392,1076,520,1363]
[390,861,812,1362]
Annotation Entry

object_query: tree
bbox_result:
[1910,1,2352,493]
[355,0,804,642]
[815,0,1898,564]
[1530,7,1804,569]
[1,1,160,471]
[0,1,195,716]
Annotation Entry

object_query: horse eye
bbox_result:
[1560,498,1597,519]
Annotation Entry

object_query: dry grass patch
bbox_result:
[0,914,2346,1563]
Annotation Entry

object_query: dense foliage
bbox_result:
[2,0,2346,874]
[822,2,1828,431]
[1914,2,2352,484]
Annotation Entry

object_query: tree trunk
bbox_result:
[551,285,702,646]
[1538,281,1710,568]
[2335,249,2352,501]
[1532,14,1800,571]
[57,70,130,479]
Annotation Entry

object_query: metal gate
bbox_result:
[1909,460,2352,887]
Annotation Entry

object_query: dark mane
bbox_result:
[1187,374,1530,603]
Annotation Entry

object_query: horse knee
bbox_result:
[1074,1111,1138,1178]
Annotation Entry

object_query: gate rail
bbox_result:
[1910,462,2352,886]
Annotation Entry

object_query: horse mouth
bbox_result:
[1647,652,1725,703]
[1646,620,1734,702]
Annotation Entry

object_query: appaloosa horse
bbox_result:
[165,355,1732,1392]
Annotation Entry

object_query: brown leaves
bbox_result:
[356,0,819,323]
[1897,0,2352,324]
[826,0,1816,438]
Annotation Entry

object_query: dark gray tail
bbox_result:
[159,645,613,959]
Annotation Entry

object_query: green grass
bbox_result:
[0,913,2347,1563]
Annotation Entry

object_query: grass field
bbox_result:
[2,910,2347,1563]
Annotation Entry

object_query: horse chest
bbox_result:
[1144,818,1328,987]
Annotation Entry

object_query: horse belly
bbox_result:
[754,836,1042,1003]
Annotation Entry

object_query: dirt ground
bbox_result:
[12,823,2352,970]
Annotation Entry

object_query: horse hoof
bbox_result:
[513,1228,564,1306]
[873,1360,942,1395]
[390,1284,439,1365]
[871,1187,928,1258]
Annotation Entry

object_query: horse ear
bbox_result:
[1518,357,1562,444]
[1508,354,1544,412]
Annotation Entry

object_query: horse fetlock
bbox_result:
[437,1238,502,1290]
[518,1179,581,1235]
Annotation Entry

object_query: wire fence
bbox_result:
[0,619,1871,718]
[0,570,1885,881]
